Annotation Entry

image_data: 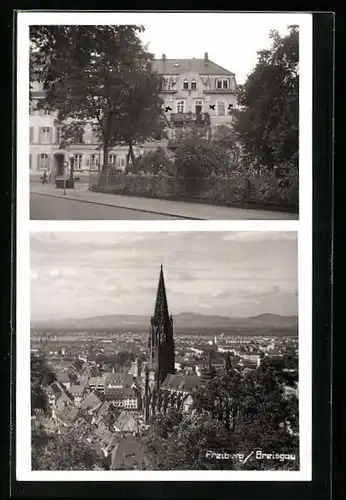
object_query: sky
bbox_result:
[30,231,298,321]
[137,12,304,84]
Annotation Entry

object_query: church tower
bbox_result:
[148,265,175,385]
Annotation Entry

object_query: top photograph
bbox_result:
[27,13,306,220]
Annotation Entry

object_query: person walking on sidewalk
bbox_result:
[42,170,48,185]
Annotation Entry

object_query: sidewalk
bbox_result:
[30,183,298,220]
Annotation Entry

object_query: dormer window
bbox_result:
[216,78,229,89]
[191,80,197,90]
[183,80,189,90]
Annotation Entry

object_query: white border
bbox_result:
[17,12,312,482]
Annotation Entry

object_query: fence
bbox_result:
[89,172,298,210]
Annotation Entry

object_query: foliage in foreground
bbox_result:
[142,361,299,470]
[32,423,102,471]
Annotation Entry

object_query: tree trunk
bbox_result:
[128,140,136,172]
[102,139,109,176]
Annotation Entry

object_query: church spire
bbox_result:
[153,264,169,321]
[148,265,175,385]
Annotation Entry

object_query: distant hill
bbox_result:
[31,312,298,334]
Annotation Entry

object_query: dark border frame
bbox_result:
[8,10,334,500]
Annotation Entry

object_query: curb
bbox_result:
[30,191,204,220]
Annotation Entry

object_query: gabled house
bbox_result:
[80,391,104,415]
[68,385,86,407]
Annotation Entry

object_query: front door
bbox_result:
[194,100,203,115]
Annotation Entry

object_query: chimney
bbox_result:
[204,52,208,66]
[162,54,166,61]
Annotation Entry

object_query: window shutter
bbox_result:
[39,127,43,143]
[30,127,34,143]
[47,154,51,170]
[48,128,52,143]
[37,154,40,171]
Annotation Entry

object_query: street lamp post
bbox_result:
[63,160,69,196]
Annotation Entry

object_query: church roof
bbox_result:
[161,374,201,392]
[152,58,234,76]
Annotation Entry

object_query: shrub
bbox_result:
[174,138,230,195]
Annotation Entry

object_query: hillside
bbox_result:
[31,312,298,334]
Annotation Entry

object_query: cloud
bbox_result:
[47,268,77,278]
[176,271,196,282]
[30,231,298,320]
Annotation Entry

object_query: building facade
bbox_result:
[29,53,237,179]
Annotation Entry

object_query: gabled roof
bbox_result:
[69,385,86,396]
[152,58,234,76]
[56,371,71,383]
[114,411,138,433]
[80,391,103,412]
[56,405,79,424]
[89,376,106,386]
[110,436,146,470]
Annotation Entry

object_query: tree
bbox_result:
[31,354,56,414]
[32,424,102,470]
[30,25,155,177]
[141,410,234,470]
[111,72,167,171]
[194,369,243,431]
[234,25,299,175]
[212,123,242,169]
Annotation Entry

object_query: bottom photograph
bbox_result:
[29,231,299,471]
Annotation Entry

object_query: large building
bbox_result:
[29,53,237,179]
[142,265,175,422]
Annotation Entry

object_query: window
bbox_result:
[217,80,222,89]
[40,127,51,143]
[30,127,34,143]
[119,157,126,168]
[43,109,50,115]
[56,128,62,144]
[29,154,32,170]
[108,154,116,165]
[191,80,197,90]
[182,80,189,90]
[176,100,185,113]
[217,100,226,116]
[90,154,98,170]
[38,153,49,170]
[222,79,228,89]
[74,154,83,170]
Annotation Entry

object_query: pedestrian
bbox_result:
[42,170,48,185]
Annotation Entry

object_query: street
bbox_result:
[29,184,298,220]
[30,194,180,220]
